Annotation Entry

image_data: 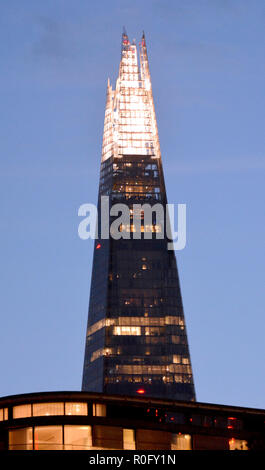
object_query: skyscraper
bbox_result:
[82,30,196,401]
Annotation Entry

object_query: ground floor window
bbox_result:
[171,433,191,450]
[229,438,248,450]
[9,427,33,450]
[64,425,92,450]
[8,425,249,451]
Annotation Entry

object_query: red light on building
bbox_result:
[136,389,145,394]
[96,243,101,250]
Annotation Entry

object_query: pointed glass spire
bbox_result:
[102,30,160,162]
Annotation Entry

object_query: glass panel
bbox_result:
[65,402,88,416]
[64,425,92,450]
[171,433,191,450]
[9,427,33,450]
[33,402,64,417]
[34,426,63,450]
[0,409,3,421]
[4,408,8,420]
[137,429,171,450]
[93,425,123,449]
[123,429,136,450]
[229,439,248,450]
[13,404,32,419]
[93,403,106,417]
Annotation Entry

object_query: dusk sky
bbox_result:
[1,0,264,409]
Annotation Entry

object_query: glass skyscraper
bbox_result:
[82,31,196,401]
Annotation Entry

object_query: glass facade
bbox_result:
[8,425,192,450]
[1,391,263,451]
[82,31,195,401]
[7,425,250,451]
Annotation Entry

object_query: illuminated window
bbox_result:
[123,429,136,450]
[173,355,181,364]
[93,403,106,417]
[171,434,191,450]
[229,439,248,450]
[0,408,8,421]
[33,402,64,417]
[9,427,33,450]
[13,404,32,419]
[165,316,185,326]
[182,357,190,365]
[87,318,115,337]
[65,403,88,416]
[116,365,164,375]
[34,426,63,450]
[91,348,104,362]
[113,326,141,336]
[64,426,92,450]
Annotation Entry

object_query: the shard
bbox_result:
[82,31,196,401]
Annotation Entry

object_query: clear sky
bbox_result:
[0,0,264,409]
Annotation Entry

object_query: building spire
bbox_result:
[82,31,196,402]
[121,26,130,51]
[139,31,150,82]
[141,30,146,46]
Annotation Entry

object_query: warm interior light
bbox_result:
[136,388,145,394]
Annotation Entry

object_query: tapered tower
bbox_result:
[82,31,196,401]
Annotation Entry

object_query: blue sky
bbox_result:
[0,0,264,408]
